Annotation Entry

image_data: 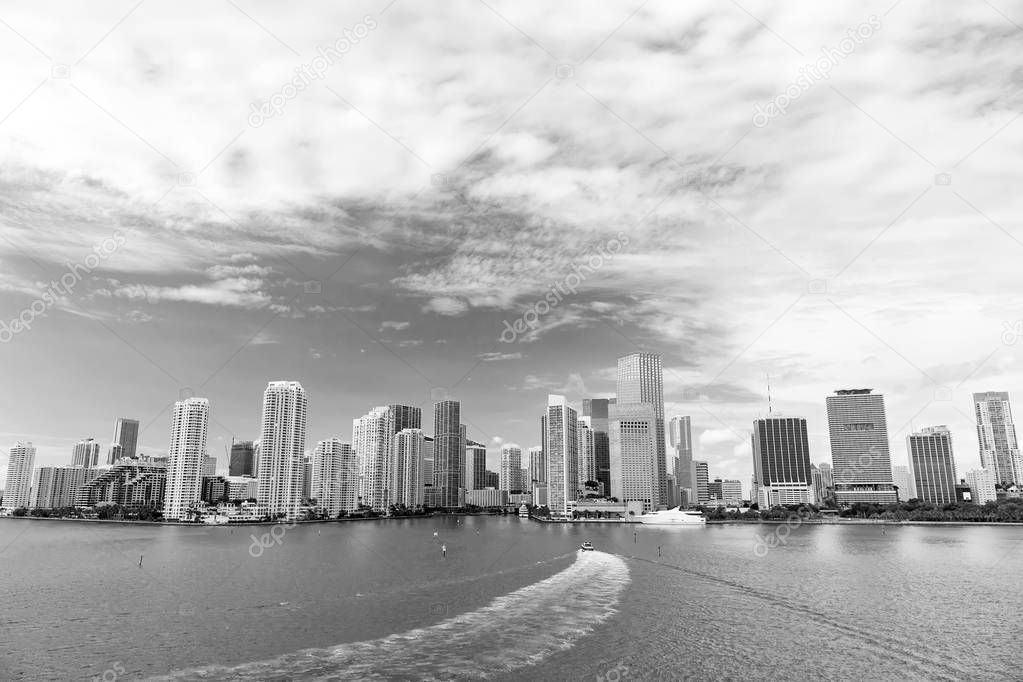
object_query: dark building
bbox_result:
[389,404,422,433]
[583,398,613,498]
[109,417,140,464]
[433,400,463,507]
[908,426,957,506]
[229,439,256,477]
[752,416,813,507]
[202,476,228,503]
[483,470,499,488]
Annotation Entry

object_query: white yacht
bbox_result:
[636,507,706,525]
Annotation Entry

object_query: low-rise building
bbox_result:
[465,489,508,508]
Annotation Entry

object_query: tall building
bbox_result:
[33,466,98,508]
[71,438,100,468]
[819,462,833,488]
[669,416,694,504]
[527,445,546,487]
[163,398,210,521]
[202,454,218,477]
[692,460,709,504]
[609,402,660,511]
[617,352,667,507]
[545,395,578,515]
[751,416,814,508]
[965,468,997,505]
[465,440,487,490]
[109,417,139,464]
[583,398,612,498]
[826,389,898,506]
[500,444,523,492]
[389,404,422,434]
[353,406,396,512]
[257,381,307,521]
[973,392,1023,486]
[721,479,743,506]
[577,419,596,490]
[811,464,826,504]
[908,426,957,506]
[891,464,916,502]
[229,439,256,477]
[4,442,35,508]
[393,429,425,508]
[433,400,463,507]
[302,455,313,501]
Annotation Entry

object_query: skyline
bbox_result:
[3,1,1023,488]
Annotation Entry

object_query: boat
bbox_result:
[580,541,595,551]
[636,507,706,525]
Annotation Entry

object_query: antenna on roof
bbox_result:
[767,373,773,415]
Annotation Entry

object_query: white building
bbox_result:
[33,466,98,508]
[164,398,210,520]
[617,352,667,508]
[609,402,660,512]
[577,419,595,491]
[393,428,425,509]
[312,438,355,517]
[4,442,36,508]
[500,444,523,492]
[965,468,997,505]
[892,464,916,501]
[257,381,307,521]
[974,392,1023,486]
[465,488,508,508]
[544,395,579,516]
[352,406,395,512]
[224,476,259,501]
[71,438,101,468]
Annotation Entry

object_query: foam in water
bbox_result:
[151,550,629,681]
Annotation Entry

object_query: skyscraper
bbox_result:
[389,404,422,433]
[4,442,36,508]
[965,468,997,505]
[32,466,98,509]
[692,460,709,504]
[908,426,957,506]
[353,406,395,512]
[109,417,139,464]
[527,445,546,487]
[617,352,667,507]
[609,402,660,511]
[465,440,487,490]
[257,381,307,521]
[826,389,898,506]
[500,444,523,492]
[751,416,814,507]
[433,400,462,507]
[577,419,595,490]
[720,479,743,506]
[891,464,916,501]
[973,392,1023,486]
[229,439,256,477]
[71,438,100,468]
[392,429,425,509]
[582,398,612,499]
[164,398,210,521]
[669,415,694,504]
[312,438,353,517]
[545,394,578,515]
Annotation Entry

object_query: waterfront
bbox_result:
[1,517,1018,680]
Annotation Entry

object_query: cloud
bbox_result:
[422,296,469,316]
[379,320,411,331]
[476,352,523,362]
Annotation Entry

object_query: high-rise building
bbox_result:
[465,440,487,490]
[392,428,425,509]
[71,438,101,468]
[500,444,523,492]
[826,389,898,506]
[707,478,723,501]
[908,426,957,506]
[78,459,166,509]
[202,454,218,477]
[4,442,35,508]
[257,381,307,521]
[576,419,595,491]
[973,392,1023,486]
[891,464,916,502]
[433,400,462,507]
[109,417,139,464]
[965,468,997,505]
[483,470,499,489]
[692,460,709,504]
[353,406,396,512]
[164,398,210,521]
[751,416,814,508]
[616,352,667,507]
[33,466,99,508]
[302,455,313,501]
[583,398,612,498]
[459,424,467,490]
[545,395,578,515]
[527,445,546,487]
[229,439,256,477]
[389,404,422,434]
[819,462,833,489]
[609,402,660,511]
[669,415,694,503]
[721,479,743,506]
[811,464,826,504]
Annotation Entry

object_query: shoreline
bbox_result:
[0,511,519,527]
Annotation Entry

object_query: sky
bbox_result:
[1,0,1022,492]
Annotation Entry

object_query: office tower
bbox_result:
[892,465,916,502]
[669,415,694,501]
[33,466,99,508]
[312,439,346,516]
[908,426,957,506]
[819,462,833,489]
[392,429,425,509]
[609,402,660,511]
[500,444,523,492]
[527,445,546,487]
[422,436,434,485]
[202,455,217,477]
[389,404,422,434]
[721,479,743,506]
[257,381,307,521]
[973,392,1023,486]
[583,398,612,500]
[433,401,462,507]
[164,398,210,521]
[466,440,487,490]
[71,438,100,468]
[301,455,313,502]
[617,352,667,507]
[483,470,499,488]
[229,439,256,477]
[4,442,36,508]
[811,464,825,504]
[707,479,723,501]
[692,460,709,504]
[109,417,139,464]
[826,389,898,505]
[577,419,595,490]
[544,395,579,515]
[751,416,814,507]
[353,406,395,511]
[965,468,997,505]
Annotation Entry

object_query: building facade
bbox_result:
[4,442,35,508]
[33,466,98,509]
[826,389,898,506]
[500,444,523,492]
[392,428,425,509]
[72,438,101,468]
[577,419,595,491]
[433,400,463,508]
[353,406,396,512]
[164,398,210,520]
[609,401,660,512]
[257,381,307,521]
[312,438,354,517]
[752,416,814,508]
[465,440,487,490]
[908,426,957,506]
[892,464,916,502]
[973,392,1023,486]
[109,417,140,464]
[616,353,667,508]
[545,395,579,516]
[669,415,694,504]
[229,439,256,477]
[583,398,613,499]
[965,468,997,505]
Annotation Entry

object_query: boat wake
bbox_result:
[151,550,629,681]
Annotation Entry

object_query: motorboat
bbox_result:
[636,507,706,525]
[580,541,595,551]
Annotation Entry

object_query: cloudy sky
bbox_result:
[1,0,1022,490]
